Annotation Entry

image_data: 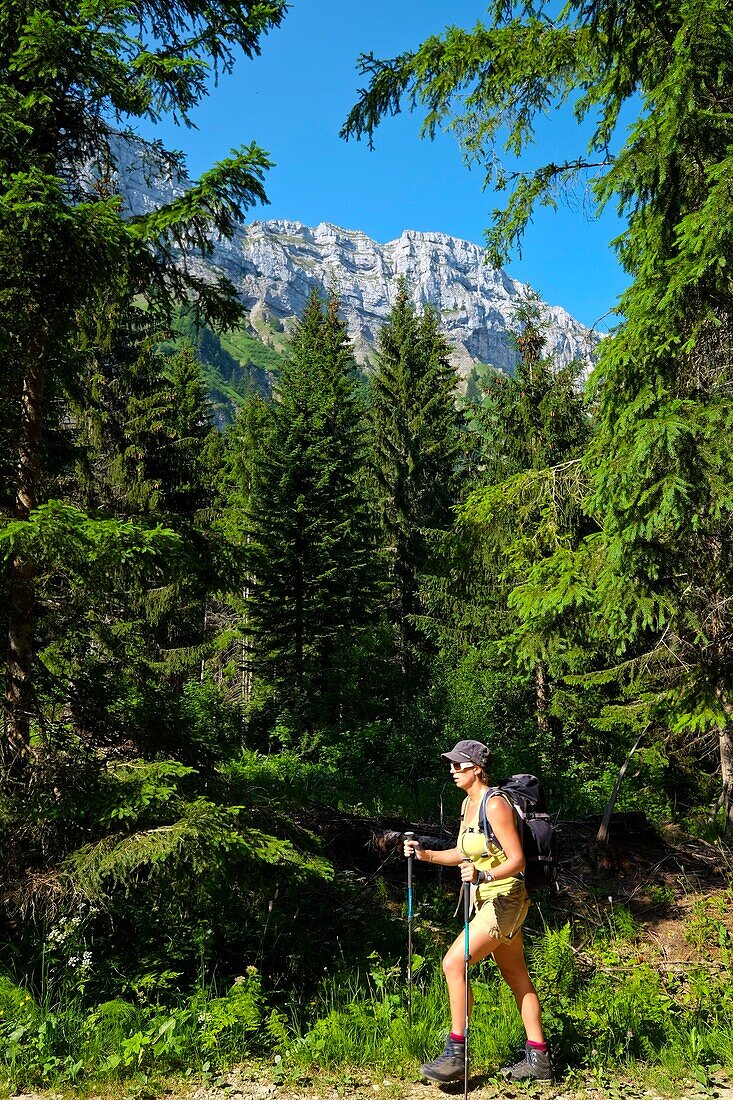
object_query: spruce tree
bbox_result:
[458,296,593,760]
[144,344,227,683]
[369,280,464,687]
[246,291,376,731]
[0,0,285,781]
[42,327,226,753]
[345,0,733,827]
[481,292,591,481]
[218,396,272,708]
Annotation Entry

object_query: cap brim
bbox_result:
[441,750,471,763]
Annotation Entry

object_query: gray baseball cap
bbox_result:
[441,739,492,769]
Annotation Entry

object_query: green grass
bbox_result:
[0,971,267,1090]
[3,896,732,1092]
[218,325,288,374]
[287,925,733,1082]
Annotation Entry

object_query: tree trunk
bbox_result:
[241,585,253,707]
[535,660,550,738]
[718,721,733,834]
[242,533,253,706]
[3,557,36,781]
[2,337,46,785]
[705,536,733,834]
[200,600,208,682]
[597,736,642,845]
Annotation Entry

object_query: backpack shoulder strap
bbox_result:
[479,787,503,851]
[480,786,524,853]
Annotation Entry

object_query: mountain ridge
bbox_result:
[112,139,599,379]
[182,216,598,376]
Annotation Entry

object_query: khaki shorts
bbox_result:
[474,884,530,942]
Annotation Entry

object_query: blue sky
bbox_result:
[137,1,629,332]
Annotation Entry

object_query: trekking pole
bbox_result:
[404,831,415,1028]
[461,860,471,1099]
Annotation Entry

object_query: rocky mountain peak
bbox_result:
[114,140,598,377]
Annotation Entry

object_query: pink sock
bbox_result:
[450,1032,465,1043]
[527,1040,548,1052]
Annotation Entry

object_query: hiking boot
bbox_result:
[420,1035,466,1084]
[500,1043,553,1081]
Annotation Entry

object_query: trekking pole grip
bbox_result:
[404,832,415,1028]
[404,831,415,894]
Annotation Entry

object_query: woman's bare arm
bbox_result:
[404,839,464,866]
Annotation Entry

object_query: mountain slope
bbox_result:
[223,219,597,375]
[113,139,598,391]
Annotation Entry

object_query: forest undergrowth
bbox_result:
[1,812,731,1098]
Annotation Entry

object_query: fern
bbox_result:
[56,796,332,905]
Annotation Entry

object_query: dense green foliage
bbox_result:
[343,0,733,829]
[2,0,733,1091]
[0,0,286,783]
[245,290,378,731]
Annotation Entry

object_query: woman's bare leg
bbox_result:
[442,917,500,1035]
[492,933,545,1043]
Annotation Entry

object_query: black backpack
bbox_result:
[478,774,558,892]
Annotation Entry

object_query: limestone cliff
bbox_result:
[115,140,598,377]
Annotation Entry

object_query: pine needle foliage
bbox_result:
[60,790,329,905]
[343,0,733,828]
[246,290,379,731]
[369,280,465,691]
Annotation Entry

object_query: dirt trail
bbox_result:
[180,1066,733,1100]
[12,1063,731,1100]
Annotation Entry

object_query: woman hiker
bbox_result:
[404,738,552,1084]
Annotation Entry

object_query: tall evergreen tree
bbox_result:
[480,292,592,482]
[37,326,227,754]
[246,291,376,731]
[0,0,285,782]
[217,397,272,708]
[458,297,593,758]
[369,281,464,685]
[344,0,733,827]
[142,344,229,687]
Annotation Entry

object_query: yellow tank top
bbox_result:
[459,796,523,901]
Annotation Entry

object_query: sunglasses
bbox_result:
[449,760,476,771]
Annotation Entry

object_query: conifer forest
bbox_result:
[1,0,733,1093]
